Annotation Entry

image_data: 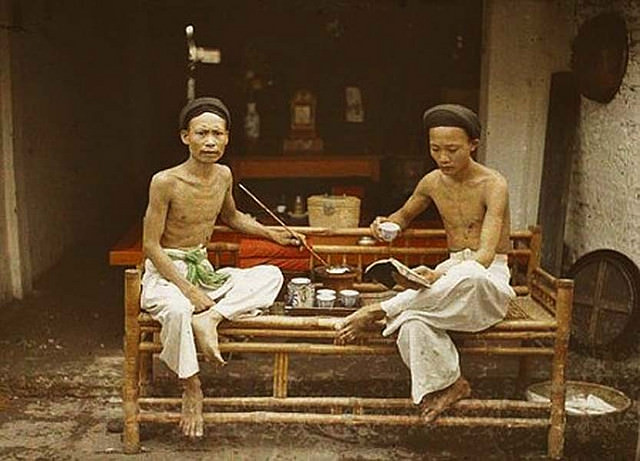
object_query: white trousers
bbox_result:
[381,249,516,403]
[141,256,283,379]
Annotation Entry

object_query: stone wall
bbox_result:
[565,0,640,269]
[480,0,574,229]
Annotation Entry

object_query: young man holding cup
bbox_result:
[337,104,515,424]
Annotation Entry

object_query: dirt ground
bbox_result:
[0,243,638,460]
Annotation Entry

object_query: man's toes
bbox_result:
[421,407,438,423]
[213,351,227,365]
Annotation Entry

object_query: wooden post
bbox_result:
[636,398,640,461]
[273,352,289,398]
[547,278,574,460]
[527,225,542,281]
[0,0,31,302]
[123,269,142,453]
[635,397,640,461]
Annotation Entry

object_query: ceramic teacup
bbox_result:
[339,289,360,308]
[316,293,336,308]
[379,221,400,242]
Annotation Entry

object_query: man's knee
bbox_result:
[164,298,194,322]
[398,319,429,340]
[450,261,490,289]
[259,265,284,287]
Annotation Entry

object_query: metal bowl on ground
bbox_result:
[526,380,632,443]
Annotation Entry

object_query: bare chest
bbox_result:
[167,181,225,225]
[431,184,487,226]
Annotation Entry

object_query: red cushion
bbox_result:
[238,238,310,271]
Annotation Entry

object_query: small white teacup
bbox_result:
[316,293,336,308]
[316,288,336,298]
[339,289,360,308]
[378,221,401,242]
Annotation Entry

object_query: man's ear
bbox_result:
[180,129,189,145]
[470,138,480,157]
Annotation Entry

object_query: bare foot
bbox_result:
[192,308,226,364]
[335,304,384,344]
[419,376,471,423]
[179,376,204,438]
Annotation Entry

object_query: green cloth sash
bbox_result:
[165,246,230,291]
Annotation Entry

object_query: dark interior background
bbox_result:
[8,0,482,279]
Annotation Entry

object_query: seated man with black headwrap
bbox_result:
[337,103,515,422]
[141,97,302,438]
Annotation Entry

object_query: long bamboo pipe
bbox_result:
[238,183,330,267]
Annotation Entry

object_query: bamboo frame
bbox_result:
[120,226,573,460]
[138,396,550,412]
[137,411,550,428]
[123,269,141,454]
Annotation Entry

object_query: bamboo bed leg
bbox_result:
[273,352,289,398]
[138,332,153,397]
[516,353,532,397]
[123,269,142,454]
[547,279,574,460]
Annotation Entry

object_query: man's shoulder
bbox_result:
[474,164,507,187]
[215,163,232,177]
[151,167,181,187]
[418,170,440,189]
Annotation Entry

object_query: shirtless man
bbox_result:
[141,97,300,438]
[337,103,516,423]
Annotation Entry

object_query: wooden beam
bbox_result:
[0,0,26,301]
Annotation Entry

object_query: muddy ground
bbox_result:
[0,244,638,460]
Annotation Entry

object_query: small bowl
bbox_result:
[357,236,376,246]
[339,289,360,308]
[316,293,336,308]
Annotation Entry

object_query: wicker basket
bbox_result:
[307,194,361,228]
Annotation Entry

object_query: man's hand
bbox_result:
[370,216,401,242]
[413,265,444,284]
[185,286,216,313]
[270,228,306,247]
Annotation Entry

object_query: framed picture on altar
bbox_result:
[293,104,312,126]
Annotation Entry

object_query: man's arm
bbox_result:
[142,174,214,312]
[387,174,434,228]
[474,175,509,267]
[219,169,300,246]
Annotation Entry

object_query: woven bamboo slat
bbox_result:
[139,340,555,356]
[215,328,555,341]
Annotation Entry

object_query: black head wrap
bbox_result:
[179,97,231,130]
[422,104,481,139]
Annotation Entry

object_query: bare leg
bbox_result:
[179,375,204,438]
[335,303,385,344]
[192,308,226,364]
[419,376,471,423]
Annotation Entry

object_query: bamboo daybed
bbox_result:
[120,225,574,459]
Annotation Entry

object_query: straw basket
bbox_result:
[307,195,361,228]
